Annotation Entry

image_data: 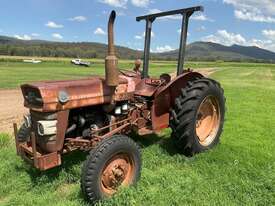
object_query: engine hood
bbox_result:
[21,75,140,112]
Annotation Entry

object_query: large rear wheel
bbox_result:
[170,77,225,155]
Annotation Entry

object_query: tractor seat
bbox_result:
[160,73,171,83]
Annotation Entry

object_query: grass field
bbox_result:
[0,59,274,205]
[0,57,231,88]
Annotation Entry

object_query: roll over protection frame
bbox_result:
[136,6,204,78]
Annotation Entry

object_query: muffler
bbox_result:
[105,10,119,87]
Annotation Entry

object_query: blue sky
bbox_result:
[0,0,275,52]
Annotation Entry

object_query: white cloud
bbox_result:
[148,8,162,14]
[135,31,155,40]
[135,35,143,40]
[149,9,181,20]
[45,21,64,28]
[196,26,206,32]
[191,14,214,22]
[265,44,275,52]
[99,0,151,8]
[249,38,275,52]
[202,30,246,46]
[69,16,87,22]
[177,29,190,36]
[249,39,272,47]
[262,30,275,41]
[201,29,275,52]
[148,9,213,22]
[154,45,175,53]
[242,30,275,52]
[14,33,40,40]
[234,9,275,23]
[144,31,154,38]
[94,27,106,35]
[31,33,40,37]
[14,34,32,41]
[102,10,125,16]
[131,0,150,8]
[117,11,126,16]
[224,0,275,23]
[52,33,63,40]
[99,0,128,8]
[224,0,275,15]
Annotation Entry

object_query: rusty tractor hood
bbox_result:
[21,75,140,112]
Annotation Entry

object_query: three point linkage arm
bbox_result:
[136,6,204,78]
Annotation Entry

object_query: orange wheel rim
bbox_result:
[100,153,135,196]
[196,96,221,146]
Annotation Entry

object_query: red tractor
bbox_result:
[14,6,225,204]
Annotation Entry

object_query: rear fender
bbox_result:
[151,72,203,131]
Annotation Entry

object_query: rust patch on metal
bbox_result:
[21,77,136,112]
[135,78,160,97]
[16,132,61,170]
[105,11,119,87]
[100,153,135,196]
[36,152,61,171]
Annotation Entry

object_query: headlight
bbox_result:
[37,120,57,136]
[38,123,44,135]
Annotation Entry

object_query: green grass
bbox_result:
[0,60,274,205]
[0,58,262,89]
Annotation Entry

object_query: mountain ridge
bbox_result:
[159,41,275,62]
[0,35,274,62]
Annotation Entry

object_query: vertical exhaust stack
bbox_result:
[105,10,119,87]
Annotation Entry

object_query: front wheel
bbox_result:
[170,77,226,156]
[81,135,141,204]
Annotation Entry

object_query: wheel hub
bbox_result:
[196,96,220,146]
[101,154,134,195]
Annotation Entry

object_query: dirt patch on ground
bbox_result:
[197,68,217,77]
[0,90,27,135]
[266,69,273,80]
[170,68,217,79]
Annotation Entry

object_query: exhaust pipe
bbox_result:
[105,10,119,87]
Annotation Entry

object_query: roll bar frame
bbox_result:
[136,6,204,78]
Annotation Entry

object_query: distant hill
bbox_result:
[160,42,275,63]
[0,36,143,59]
[0,36,274,62]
